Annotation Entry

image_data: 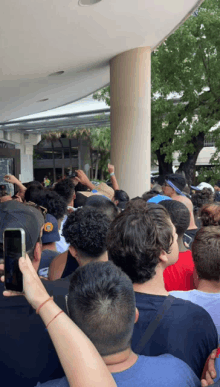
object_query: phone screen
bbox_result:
[4,229,25,292]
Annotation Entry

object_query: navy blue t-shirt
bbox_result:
[132,292,218,378]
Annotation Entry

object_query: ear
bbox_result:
[69,246,78,259]
[159,250,168,264]
[134,308,139,324]
[34,242,42,263]
[114,199,119,206]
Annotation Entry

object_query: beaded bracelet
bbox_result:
[36,296,53,314]
[46,311,64,329]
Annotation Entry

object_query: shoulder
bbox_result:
[137,354,200,386]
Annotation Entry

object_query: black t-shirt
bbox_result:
[0,276,70,387]
[61,251,79,278]
[132,292,218,378]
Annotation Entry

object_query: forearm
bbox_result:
[39,301,116,387]
[111,175,119,191]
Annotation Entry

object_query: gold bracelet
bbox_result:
[46,311,64,329]
[36,296,53,314]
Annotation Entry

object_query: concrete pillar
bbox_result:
[110,47,151,198]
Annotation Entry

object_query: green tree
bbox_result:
[93,0,220,185]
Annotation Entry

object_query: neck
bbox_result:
[188,213,197,230]
[178,236,188,252]
[103,348,138,373]
[42,243,57,251]
[78,251,108,267]
[133,265,168,296]
[197,279,220,293]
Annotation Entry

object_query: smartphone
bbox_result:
[3,228,26,292]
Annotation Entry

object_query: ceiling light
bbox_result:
[78,0,102,6]
[37,98,49,102]
[48,71,64,76]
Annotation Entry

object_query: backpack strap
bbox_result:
[134,295,175,354]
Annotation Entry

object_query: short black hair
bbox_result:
[74,192,88,208]
[54,178,75,205]
[160,200,190,237]
[114,190,130,209]
[67,261,136,356]
[85,195,119,221]
[142,189,160,202]
[62,207,110,259]
[192,227,220,281]
[107,204,173,283]
[30,190,67,220]
[24,184,44,202]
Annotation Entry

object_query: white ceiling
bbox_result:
[0,0,203,122]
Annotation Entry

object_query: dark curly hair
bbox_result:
[160,199,190,237]
[30,189,67,220]
[107,203,173,283]
[192,188,214,217]
[200,203,220,226]
[54,178,75,205]
[85,195,119,221]
[63,207,111,259]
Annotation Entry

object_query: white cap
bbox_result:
[191,182,214,193]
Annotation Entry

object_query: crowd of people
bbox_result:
[1,165,220,386]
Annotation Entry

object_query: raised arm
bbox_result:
[4,174,27,193]
[3,255,116,387]
[75,170,96,191]
[108,164,119,191]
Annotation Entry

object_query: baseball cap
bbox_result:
[148,195,172,204]
[42,214,60,244]
[0,201,44,250]
[191,182,214,193]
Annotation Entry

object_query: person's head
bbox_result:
[160,200,190,238]
[67,261,136,356]
[192,227,220,281]
[62,207,111,265]
[85,195,119,221]
[41,213,60,247]
[0,201,44,271]
[142,189,160,202]
[54,178,75,206]
[200,203,220,227]
[30,190,67,224]
[113,190,129,211]
[107,204,178,284]
[74,192,88,208]
[124,197,147,211]
[191,188,214,217]
[24,184,44,203]
[162,174,186,198]
[214,181,220,192]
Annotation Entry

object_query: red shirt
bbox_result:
[163,250,195,291]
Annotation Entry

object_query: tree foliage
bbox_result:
[93,0,220,185]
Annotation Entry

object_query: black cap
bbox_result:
[0,201,44,250]
[166,173,186,192]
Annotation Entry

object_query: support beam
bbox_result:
[110,47,151,198]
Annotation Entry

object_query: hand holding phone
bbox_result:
[3,228,26,292]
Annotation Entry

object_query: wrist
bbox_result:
[110,172,115,177]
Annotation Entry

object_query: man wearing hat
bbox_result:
[0,201,70,387]
[38,213,60,278]
[162,173,186,199]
